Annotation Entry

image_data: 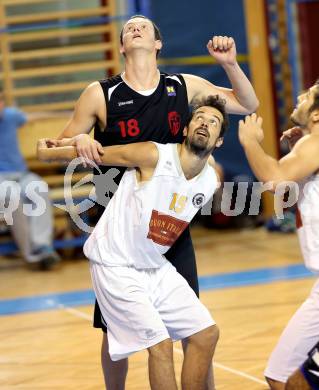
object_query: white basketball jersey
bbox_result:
[84,143,218,268]
[297,173,319,274]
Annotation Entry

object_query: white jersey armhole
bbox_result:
[134,142,163,190]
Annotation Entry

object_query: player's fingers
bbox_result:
[48,138,58,147]
[291,126,303,135]
[212,36,219,49]
[80,156,87,168]
[222,36,229,50]
[217,35,224,50]
[250,113,257,122]
[91,145,102,164]
[207,39,213,50]
[77,147,89,168]
[257,116,263,126]
[227,36,234,48]
[96,142,105,155]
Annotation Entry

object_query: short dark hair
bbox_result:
[309,78,319,114]
[120,15,162,58]
[189,95,229,137]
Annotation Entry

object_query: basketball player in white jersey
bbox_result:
[39,95,228,389]
[238,80,319,390]
[51,15,258,390]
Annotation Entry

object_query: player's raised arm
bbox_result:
[183,36,259,115]
[239,114,319,188]
[37,140,159,170]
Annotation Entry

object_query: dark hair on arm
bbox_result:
[189,95,229,137]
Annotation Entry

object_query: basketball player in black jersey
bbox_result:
[53,15,258,390]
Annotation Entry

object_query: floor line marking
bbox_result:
[174,347,267,386]
[57,303,92,321]
[59,303,267,387]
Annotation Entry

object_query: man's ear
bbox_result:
[183,126,188,137]
[312,109,319,124]
[215,137,224,148]
[119,45,125,55]
[155,40,162,51]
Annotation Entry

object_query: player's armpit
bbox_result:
[183,73,226,104]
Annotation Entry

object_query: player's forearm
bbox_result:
[241,139,282,184]
[222,62,259,113]
[38,143,135,167]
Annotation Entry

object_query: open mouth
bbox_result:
[195,128,209,138]
[133,34,142,39]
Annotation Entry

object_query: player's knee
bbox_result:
[189,324,219,351]
[148,338,173,360]
[265,376,285,390]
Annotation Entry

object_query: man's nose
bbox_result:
[133,25,141,32]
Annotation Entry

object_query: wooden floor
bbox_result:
[0,227,316,389]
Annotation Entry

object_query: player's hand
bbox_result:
[46,138,60,148]
[46,138,76,147]
[73,134,104,168]
[280,127,304,150]
[207,36,237,66]
[239,113,264,145]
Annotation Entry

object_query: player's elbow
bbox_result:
[244,97,259,114]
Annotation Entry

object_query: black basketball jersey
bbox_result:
[95,72,189,145]
[93,72,190,208]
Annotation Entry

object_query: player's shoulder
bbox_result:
[80,81,105,106]
[294,132,319,153]
[181,73,204,83]
[161,72,186,86]
[98,74,122,89]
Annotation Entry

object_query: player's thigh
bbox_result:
[90,263,169,356]
[154,263,214,341]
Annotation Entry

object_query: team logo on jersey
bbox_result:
[168,111,181,136]
[192,193,205,208]
[166,86,176,96]
[147,210,189,246]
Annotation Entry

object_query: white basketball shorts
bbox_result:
[265,278,319,382]
[89,260,215,361]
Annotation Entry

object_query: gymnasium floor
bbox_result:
[0,227,315,389]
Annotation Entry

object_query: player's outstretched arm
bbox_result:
[239,114,319,188]
[37,140,159,170]
[183,36,259,115]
